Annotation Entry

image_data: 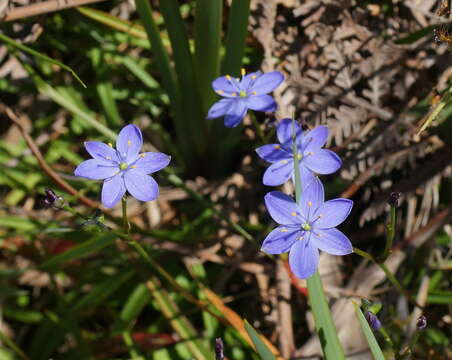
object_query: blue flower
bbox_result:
[262,178,353,279]
[207,70,284,128]
[256,118,342,188]
[74,124,171,208]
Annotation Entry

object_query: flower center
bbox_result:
[301,222,311,231]
[119,162,128,171]
[296,153,303,160]
[239,90,247,98]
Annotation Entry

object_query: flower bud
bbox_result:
[215,338,224,360]
[43,188,65,208]
[387,192,401,207]
[365,311,382,331]
[416,315,427,330]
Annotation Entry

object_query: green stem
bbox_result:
[121,197,131,235]
[353,247,423,309]
[291,118,345,360]
[250,112,265,143]
[380,206,396,263]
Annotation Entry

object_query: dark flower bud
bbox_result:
[215,337,224,360]
[43,188,65,208]
[388,192,401,207]
[365,311,382,331]
[416,315,427,330]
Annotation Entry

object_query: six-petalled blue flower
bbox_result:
[74,124,170,208]
[262,178,353,279]
[207,70,284,128]
[256,118,342,188]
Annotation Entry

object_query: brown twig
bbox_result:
[3,105,99,209]
[2,0,108,22]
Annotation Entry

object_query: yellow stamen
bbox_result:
[131,165,136,169]
[280,228,288,233]
[274,145,281,149]
[280,160,288,164]
[217,90,224,95]
[108,143,113,148]
[291,212,297,217]
[231,92,237,96]
[127,140,131,146]
[226,75,232,81]
[252,91,257,95]
[140,153,145,158]
[308,201,312,207]
[251,75,257,80]
[241,68,246,76]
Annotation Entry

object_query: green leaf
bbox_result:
[0,32,86,88]
[244,320,276,360]
[223,0,251,76]
[354,302,385,360]
[73,270,134,312]
[194,0,222,112]
[23,64,116,140]
[40,234,115,270]
[159,0,205,157]
[306,273,346,360]
[77,6,148,40]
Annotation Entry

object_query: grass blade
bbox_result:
[222,0,251,76]
[77,6,148,39]
[353,302,385,360]
[40,234,115,270]
[306,272,345,359]
[146,276,210,359]
[244,320,277,360]
[194,0,222,111]
[0,32,86,88]
[159,0,205,157]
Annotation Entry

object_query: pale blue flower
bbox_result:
[75,124,170,208]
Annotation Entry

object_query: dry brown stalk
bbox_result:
[2,104,100,209]
[2,0,108,22]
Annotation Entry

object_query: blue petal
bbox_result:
[264,191,302,225]
[101,174,126,208]
[133,152,171,175]
[124,169,159,202]
[303,149,342,174]
[277,118,303,149]
[313,199,353,229]
[249,71,284,95]
[255,144,291,163]
[74,159,118,180]
[298,164,317,191]
[263,159,294,186]
[246,94,277,112]
[84,141,120,164]
[240,71,261,90]
[311,228,353,255]
[288,236,319,279]
[212,75,241,96]
[299,177,324,220]
[224,100,247,128]
[116,124,143,163]
[207,98,234,119]
[303,126,329,153]
[261,226,301,254]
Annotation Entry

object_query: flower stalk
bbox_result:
[291,118,345,360]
